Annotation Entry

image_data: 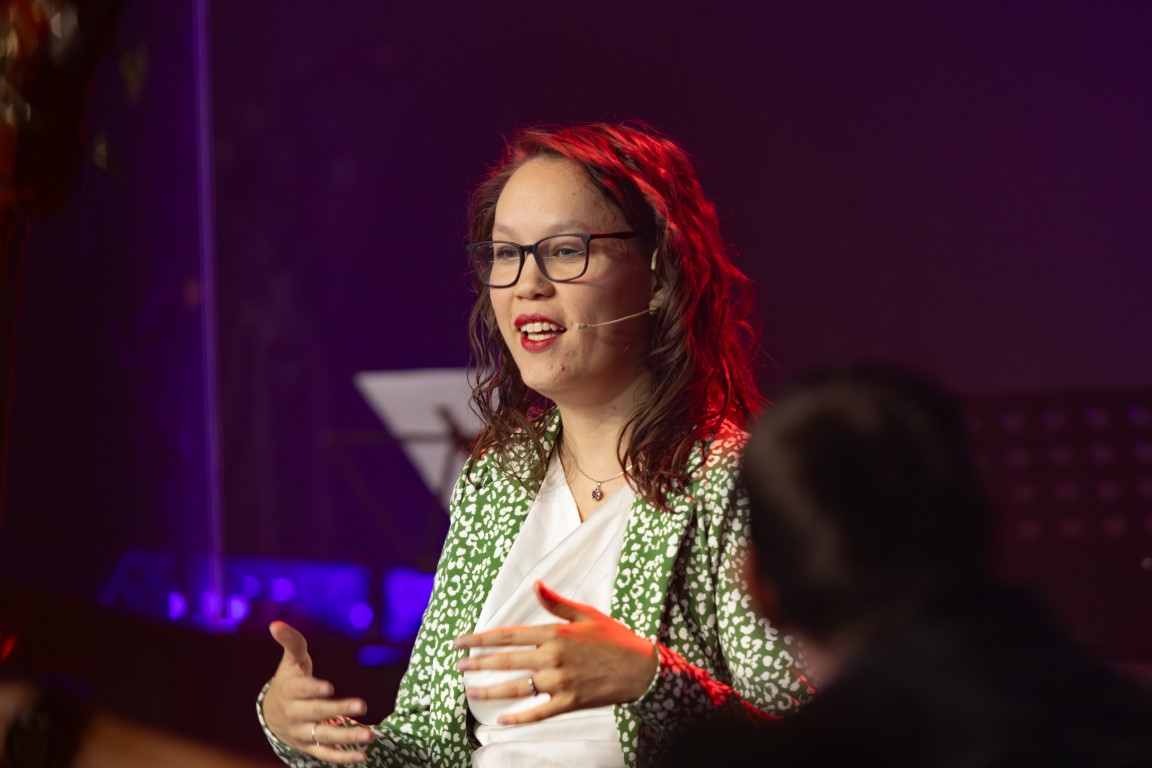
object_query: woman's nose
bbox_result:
[514,252,553,297]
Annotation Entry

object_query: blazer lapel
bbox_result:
[456,411,562,635]
[610,492,693,640]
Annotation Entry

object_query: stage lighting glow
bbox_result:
[168,591,188,620]
[357,644,403,667]
[382,567,435,643]
[348,603,374,630]
[201,590,222,617]
[227,595,250,621]
[0,633,18,662]
[241,575,261,597]
[270,577,297,602]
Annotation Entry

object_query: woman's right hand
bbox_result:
[262,621,374,764]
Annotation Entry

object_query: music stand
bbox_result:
[352,368,480,512]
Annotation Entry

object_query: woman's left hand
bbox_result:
[453,580,658,724]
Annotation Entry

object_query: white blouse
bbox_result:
[463,451,634,768]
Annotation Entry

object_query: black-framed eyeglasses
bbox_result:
[466,231,640,288]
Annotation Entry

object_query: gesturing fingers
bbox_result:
[453,623,556,650]
[475,674,574,726]
[463,672,542,702]
[285,694,368,725]
[534,580,604,622]
[300,718,374,764]
[455,647,550,674]
[453,584,657,725]
[262,620,373,754]
[270,620,312,676]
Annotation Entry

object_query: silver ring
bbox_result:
[311,722,320,746]
[527,676,538,697]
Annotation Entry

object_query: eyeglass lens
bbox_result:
[471,234,589,287]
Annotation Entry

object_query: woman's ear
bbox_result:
[649,248,669,312]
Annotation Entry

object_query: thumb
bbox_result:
[534,580,597,622]
[270,620,313,677]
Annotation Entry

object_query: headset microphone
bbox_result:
[573,307,654,330]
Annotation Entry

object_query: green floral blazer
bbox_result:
[260,410,809,767]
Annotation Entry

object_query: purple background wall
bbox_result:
[209,0,1152,563]
[1,0,1149,757]
[3,0,212,597]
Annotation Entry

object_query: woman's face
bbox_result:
[488,157,658,410]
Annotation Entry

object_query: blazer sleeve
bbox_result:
[625,429,813,739]
[256,465,481,767]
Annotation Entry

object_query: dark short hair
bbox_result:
[739,363,992,641]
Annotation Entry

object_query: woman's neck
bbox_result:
[551,376,650,519]
[553,374,650,478]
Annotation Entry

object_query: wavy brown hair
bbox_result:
[464,121,765,508]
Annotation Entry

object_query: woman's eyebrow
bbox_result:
[491,220,598,238]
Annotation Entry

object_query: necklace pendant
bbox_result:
[591,484,604,502]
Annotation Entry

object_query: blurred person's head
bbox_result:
[739,363,992,677]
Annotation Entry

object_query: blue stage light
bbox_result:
[381,567,435,643]
[168,591,187,620]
